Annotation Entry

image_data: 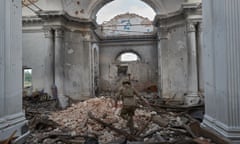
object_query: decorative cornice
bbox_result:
[158,27,169,40]
[22,16,43,24]
[153,10,190,30]
[43,28,53,38]
[22,11,98,30]
[153,9,184,27]
[182,2,202,9]
[99,34,157,43]
[55,28,64,38]
[154,2,202,29]
[39,11,97,29]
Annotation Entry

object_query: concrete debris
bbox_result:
[23,96,218,144]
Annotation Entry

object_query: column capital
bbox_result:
[198,22,203,32]
[44,28,53,38]
[158,27,169,40]
[55,28,64,38]
[187,22,197,32]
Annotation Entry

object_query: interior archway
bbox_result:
[89,0,160,21]
[95,0,155,24]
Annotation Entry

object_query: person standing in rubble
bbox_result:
[115,79,149,134]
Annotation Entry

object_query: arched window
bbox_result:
[116,52,140,76]
[96,0,155,24]
[117,52,140,62]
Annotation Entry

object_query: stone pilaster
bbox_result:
[157,27,169,98]
[0,0,29,141]
[202,0,240,143]
[185,22,200,105]
[54,28,67,107]
[44,28,54,96]
[197,23,204,93]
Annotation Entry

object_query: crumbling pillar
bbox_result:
[197,23,204,94]
[185,22,200,105]
[0,0,29,141]
[44,29,54,96]
[157,27,169,98]
[202,0,240,143]
[54,28,67,107]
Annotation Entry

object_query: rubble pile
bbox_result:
[49,97,125,143]
[24,96,217,144]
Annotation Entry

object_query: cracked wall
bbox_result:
[161,26,188,100]
[99,41,158,93]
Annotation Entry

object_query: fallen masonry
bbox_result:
[21,96,230,144]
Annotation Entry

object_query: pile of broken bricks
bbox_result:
[23,96,229,144]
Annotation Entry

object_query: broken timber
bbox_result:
[88,112,141,141]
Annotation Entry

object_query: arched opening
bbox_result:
[96,0,158,94]
[116,52,141,77]
[90,0,162,21]
[96,0,156,24]
[95,0,156,36]
[117,52,140,62]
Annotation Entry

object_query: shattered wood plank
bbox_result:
[150,103,204,111]
[189,121,231,144]
[140,128,162,138]
[88,112,141,141]
[38,133,92,143]
[152,115,168,127]
[183,124,197,138]
[136,117,152,136]
[167,127,188,134]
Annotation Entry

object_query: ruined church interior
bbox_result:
[0,0,240,143]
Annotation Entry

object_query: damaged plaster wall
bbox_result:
[22,24,95,99]
[64,31,92,99]
[22,30,53,95]
[21,0,201,101]
[161,25,188,100]
[98,13,154,36]
[99,41,158,93]
[98,12,157,93]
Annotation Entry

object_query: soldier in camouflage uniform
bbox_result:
[115,79,148,134]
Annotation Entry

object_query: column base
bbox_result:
[202,115,240,144]
[58,94,69,108]
[0,112,29,143]
[184,93,200,105]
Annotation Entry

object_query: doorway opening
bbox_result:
[23,68,32,88]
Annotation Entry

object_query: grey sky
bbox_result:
[96,0,156,24]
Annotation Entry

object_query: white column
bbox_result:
[202,0,240,143]
[185,22,200,105]
[0,0,28,140]
[197,23,204,93]
[44,29,54,96]
[0,0,6,118]
[157,27,168,98]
